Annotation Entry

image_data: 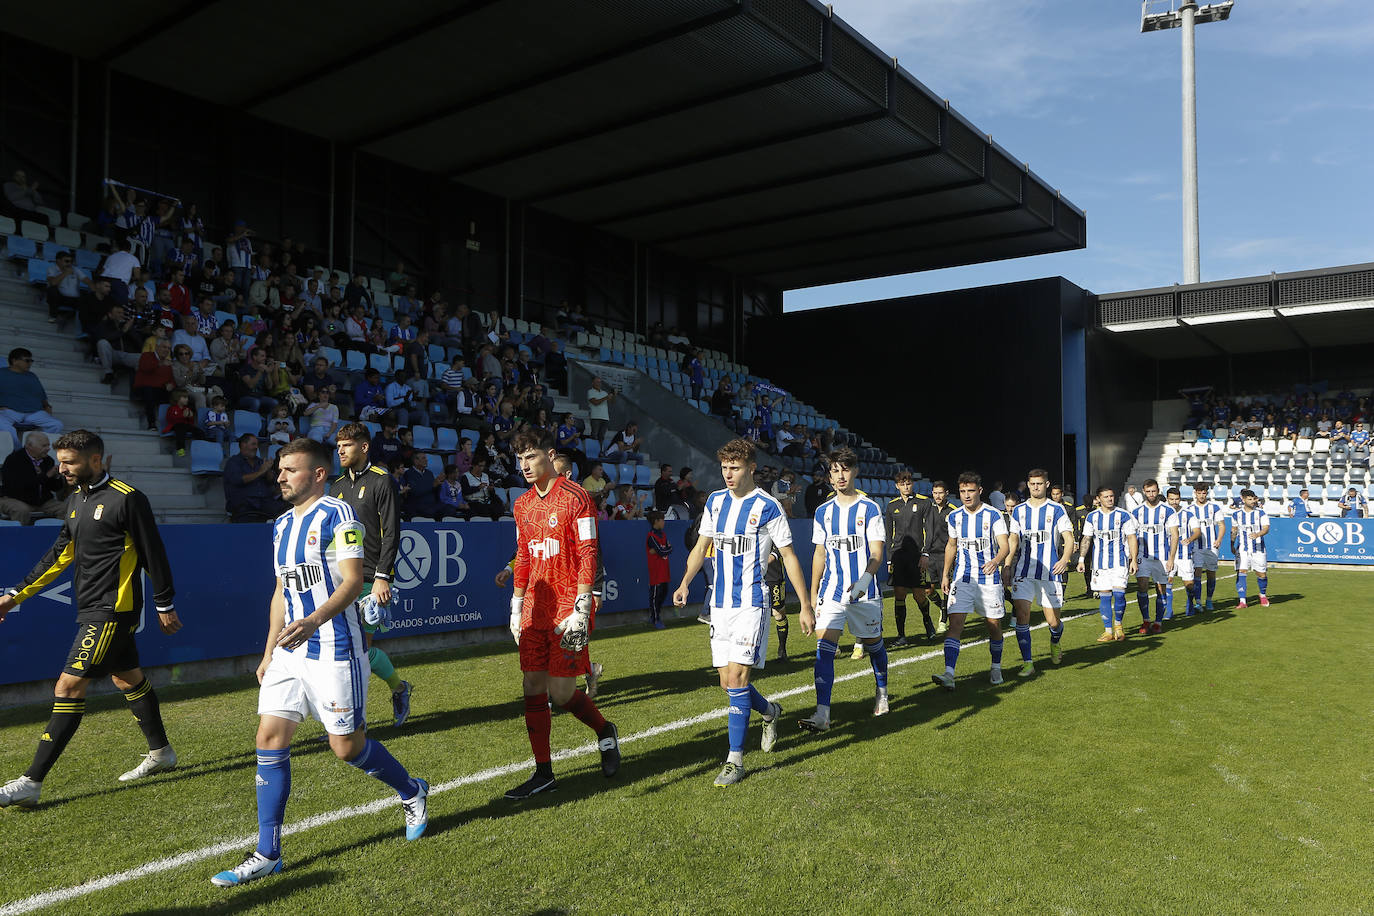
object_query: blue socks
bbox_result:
[1206,577,1216,601]
[1157,588,1172,621]
[255,748,290,859]
[1098,595,1113,629]
[1112,590,1127,623]
[1015,624,1032,663]
[1237,573,1247,602]
[989,639,1004,667]
[814,639,838,708]
[943,637,961,675]
[1136,589,1150,620]
[746,683,773,716]
[725,687,751,755]
[347,739,417,799]
[1257,576,1267,596]
[1049,623,1064,644]
[867,641,888,690]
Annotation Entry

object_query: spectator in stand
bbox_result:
[224,434,281,522]
[1351,421,1370,456]
[480,431,520,486]
[209,321,243,380]
[610,484,642,521]
[93,303,144,384]
[756,395,774,440]
[402,453,457,521]
[161,389,198,456]
[0,348,63,450]
[653,463,677,510]
[304,389,340,444]
[453,438,474,476]
[582,462,610,498]
[438,464,471,519]
[435,358,466,419]
[492,398,516,449]
[247,272,281,316]
[803,472,833,516]
[171,343,217,411]
[345,305,371,352]
[100,239,141,305]
[344,274,374,313]
[477,342,501,381]
[388,261,411,293]
[194,297,220,338]
[404,328,430,383]
[604,421,644,464]
[1286,488,1311,518]
[555,412,584,462]
[676,466,698,506]
[709,378,734,419]
[0,431,67,524]
[461,457,505,520]
[225,221,254,292]
[203,395,231,445]
[543,339,568,394]
[301,357,337,404]
[1281,415,1299,442]
[1122,485,1144,511]
[235,347,279,417]
[79,275,115,331]
[162,268,192,316]
[1315,411,1334,439]
[44,251,88,323]
[133,339,175,430]
[354,367,388,421]
[746,416,771,454]
[1330,420,1351,457]
[395,285,422,319]
[387,313,417,354]
[2,170,49,224]
[586,376,614,444]
[385,369,425,428]
[1339,487,1367,519]
[172,314,213,368]
[370,417,403,469]
[772,469,797,517]
[775,421,798,455]
[687,350,704,401]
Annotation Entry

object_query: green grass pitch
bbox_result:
[1,565,1370,915]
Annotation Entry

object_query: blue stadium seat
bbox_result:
[363,421,382,439]
[0,519,21,528]
[634,465,651,486]
[234,410,263,439]
[584,439,601,459]
[428,344,445,364]
[318,346,343,367]
[617,464,635,484]
[191,440,224,476]
[2,236,37,259]
[378,305,395,322]
[26,258,48,285]
[435,427,458,451]
[411,426,435,450]
[344,350,366,371]
[367,353,392,374]
[33,518,64,526]
[75,248,101,271]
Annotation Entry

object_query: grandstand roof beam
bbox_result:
[444,60,828,180]
[347,2,748,150]
[98,0,222,64]
[235,0,504,112]
[649,172,983,250]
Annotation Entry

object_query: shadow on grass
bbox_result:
[121,870,336,914]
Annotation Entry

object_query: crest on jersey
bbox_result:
[548,513,558,527]
[856,510,866,529]
[93,505,105,520]
[308,530,319,546]
[747,511,760,528]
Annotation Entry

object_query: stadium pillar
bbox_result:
[1180,1,1201,285]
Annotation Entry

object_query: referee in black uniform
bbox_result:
[922,480,959,633]
[0,430,180,808]
[886,471,935,644]
[332,422,412,727]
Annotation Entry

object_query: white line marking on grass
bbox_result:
[1,579,1237,915]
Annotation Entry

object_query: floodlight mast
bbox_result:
[1141,0,1233,285]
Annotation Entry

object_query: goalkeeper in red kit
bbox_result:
[505,430,620,800]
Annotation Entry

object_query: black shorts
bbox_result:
[769,582,786,614]
[891,549,927,589]
[63,615,140,678]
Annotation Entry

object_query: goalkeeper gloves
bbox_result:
[554,593,594,652]
[509,596,523,645]
[359,593,392,628]
[848,572,874,603]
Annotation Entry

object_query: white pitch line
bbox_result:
[1,578,1238,915]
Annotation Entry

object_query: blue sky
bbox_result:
[784,0,1374,310]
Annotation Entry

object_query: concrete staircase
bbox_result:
[0,265,226,523]
[1124,399,1191,488]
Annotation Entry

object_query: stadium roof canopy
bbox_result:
[1098,262,1374,358]
[5,0,1086,290]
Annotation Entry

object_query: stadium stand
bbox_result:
[1125,384,1373,517]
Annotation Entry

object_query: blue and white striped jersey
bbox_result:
[1083,508,1137,571]
[1009,501,1072,581]
[947,505,1008,585]
[1182,501,1225,550]
[273,496,367,661]
[1176,512,1202,559]
[1131,502,1179,561]
[813,495,886,603]
[1231,507,1269,554]
[700,487,793,611]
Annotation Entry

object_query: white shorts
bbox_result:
[1194,548,1219,572]
[258,646,369,735]
[1175,555,1195,582]
[1091,566,1128,593]
[1137,557,1171,584]
[709,604,770,669]
[814,598,883,640]
[1237,549,1268,575]
[1010,577,1064,609]
[947,580,1006,619]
